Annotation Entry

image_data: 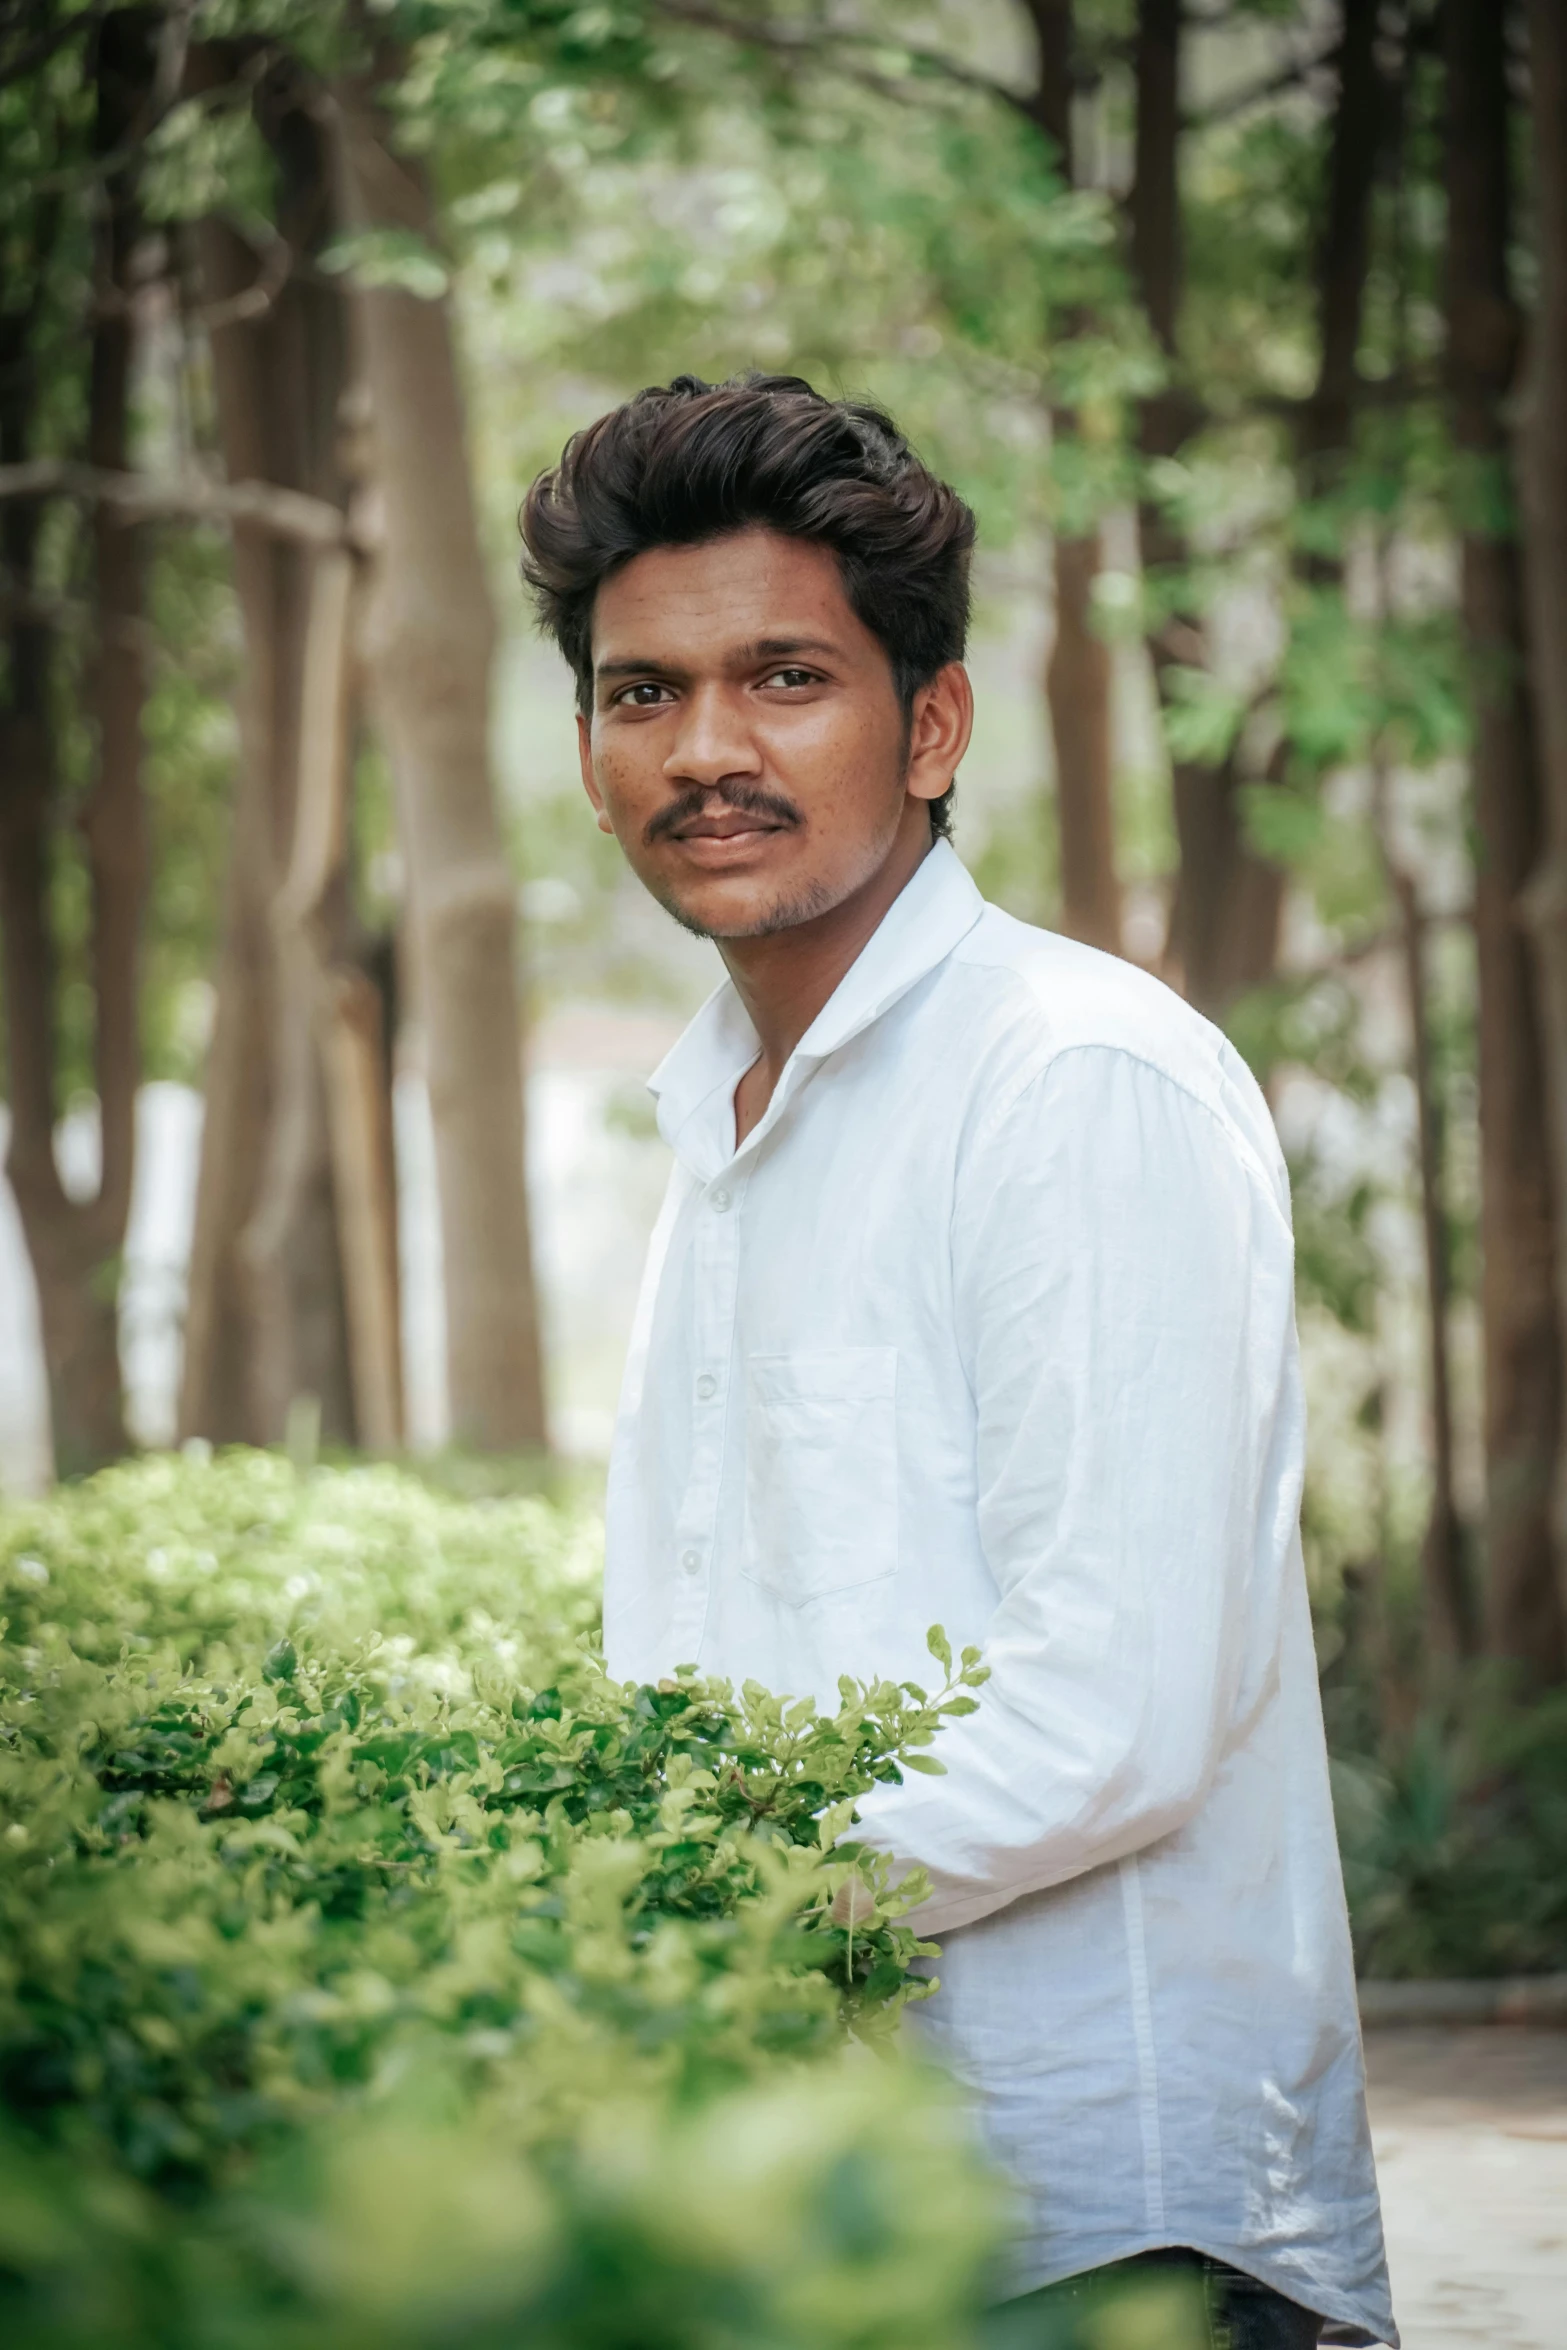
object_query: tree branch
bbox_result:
[649,1,1046,131]
[1186,37,1342,129]
[0,0,105,90]
[0,459,353,546]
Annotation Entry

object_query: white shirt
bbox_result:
[604,840,1396,2347]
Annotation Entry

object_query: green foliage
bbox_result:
[1333,1690,1567,1981]
[0,1453,1002,2349]
[139,531,243,1085]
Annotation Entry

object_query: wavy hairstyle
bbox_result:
[519,373,975,837]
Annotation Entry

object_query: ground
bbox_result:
[1367,2028,1567,2348]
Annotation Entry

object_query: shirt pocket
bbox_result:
[742,1347,898,1608]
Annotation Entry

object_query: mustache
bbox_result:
[644,781,804,848]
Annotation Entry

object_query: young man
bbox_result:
[520,374,1396,2350]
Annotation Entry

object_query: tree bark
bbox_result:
[1048,533,1120,949]
[181,52,400,1450]
[1447,0,1564,1680]
[1519,0,1567,1665]
[335,59,547,1453]
[1131,0,1284,1012]
[0,13,153,1477]
[1298,0,1382,526]
[1387,849,1474,1657]
[1135,0,1381,1015]
[1023,0,1122,953]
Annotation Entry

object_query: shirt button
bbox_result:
[681,1549,702,1575]
[695,1373,718,1401]
[710,1187,731,1213]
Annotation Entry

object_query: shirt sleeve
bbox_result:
[849,1041,1304,1937]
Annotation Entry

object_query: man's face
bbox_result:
[577,527,959,939]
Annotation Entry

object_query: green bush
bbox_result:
[0,1451,1011,2350]
[1333,1688,1567,1980]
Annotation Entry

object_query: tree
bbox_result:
[180,43,403,1454]
[1444,0,1563,1679]
[1023,0,1121,954]
[1134,0,1385,1017]
[0,9,155,1475]
[333,35,548,1455]
[1520,0,1567,1671]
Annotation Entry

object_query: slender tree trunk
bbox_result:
[1131,0,1283,1011]
[1519,0,1567,1657]
[1297,0,1382,529]
[1048,533,1120,948]
[181,52,400,1449]
[1135,0,1380,1015]
[335,61,547,1453]
[1385,847,1474,1656]
[0,15,153,1476]
[1023,0,1122,953]
[1448,0,1564,1680]
[280,541,403,1450]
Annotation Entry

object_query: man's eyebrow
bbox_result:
[593,654,685,681]
[739,636,840,663]
[594,635,843,683]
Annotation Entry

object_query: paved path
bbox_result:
[1366,2028,1567,2348]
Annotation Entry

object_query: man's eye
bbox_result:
[765,668,820,690]
[615,682,673,707]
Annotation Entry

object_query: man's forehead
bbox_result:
[590,529,864,667]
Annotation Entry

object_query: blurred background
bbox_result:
[4,0,1567,1972]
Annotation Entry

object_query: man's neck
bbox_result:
[723,810,936,1148]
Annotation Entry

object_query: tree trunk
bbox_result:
[1519,0,1567,1662]
[1131,0,1283,1012]
[1297,0,1383,527]
[1448,0,1564,1680]
[1048,532,1120,950]
[335,60,547,1454]
[1022,0,1122,954]
[0,14,153,1477]
[1135,0,1381,1016]
[1387,851,1474,1657]
[181,52,399,1450]
[279,540,403,1451]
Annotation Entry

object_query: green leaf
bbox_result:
[318,229,451,300]
[1161,667,1250,767]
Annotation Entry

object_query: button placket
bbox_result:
[669,1169,746,1656]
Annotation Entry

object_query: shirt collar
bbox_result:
[647,838,985,1182]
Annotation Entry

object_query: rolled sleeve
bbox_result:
[852,1044,1303,1936]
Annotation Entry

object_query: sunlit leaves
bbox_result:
[0,1450,1001,2345]
[1160,666,1251,767]
[320,227,453,299]
[1279,589,1468,779]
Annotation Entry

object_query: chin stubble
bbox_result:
[657,873,837,941]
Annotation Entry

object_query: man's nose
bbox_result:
[663,684,761,786]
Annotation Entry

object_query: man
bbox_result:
[519,373,1396,2350]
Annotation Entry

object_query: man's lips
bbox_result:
[669,813,788,841]
[644,791,803,852]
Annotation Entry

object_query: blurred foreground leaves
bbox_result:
[0,1452,1010,2350]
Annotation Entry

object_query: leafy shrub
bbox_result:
[1334,1687,1567,1980]
[0,1451,1006,2350]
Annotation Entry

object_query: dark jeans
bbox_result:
[986,2248,1325,2349]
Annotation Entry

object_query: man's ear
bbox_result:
[578,710,615,835]
[905,663,974,806]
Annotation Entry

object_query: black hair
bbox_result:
[519,372,975,837]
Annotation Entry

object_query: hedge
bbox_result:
[0,1452,1204,2350]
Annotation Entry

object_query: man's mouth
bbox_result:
[646,791,803,849]
[670,812,787,841]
